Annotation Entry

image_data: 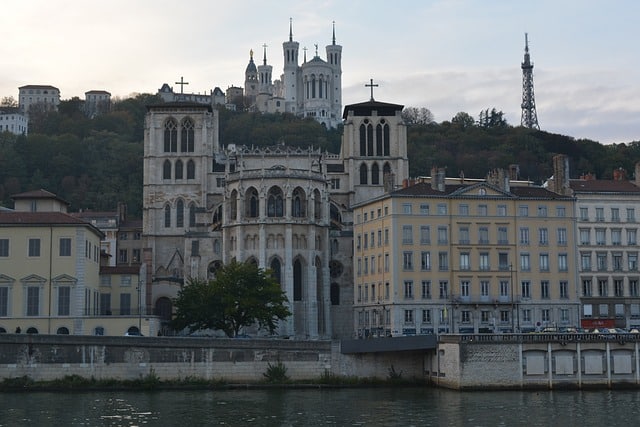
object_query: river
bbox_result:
[1,387,639,426]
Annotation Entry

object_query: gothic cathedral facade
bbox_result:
[142,96,408,339]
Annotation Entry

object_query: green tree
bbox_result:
[172,260,291,337]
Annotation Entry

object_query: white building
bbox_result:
[18,85,60,115]
[0,107,28,135]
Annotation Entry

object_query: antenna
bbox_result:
[521,33,540,129]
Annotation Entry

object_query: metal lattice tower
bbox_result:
[521,33,540,129]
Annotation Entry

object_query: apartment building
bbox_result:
[353,167,579,337]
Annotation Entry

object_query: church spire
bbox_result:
[262,43,267,65]
[289,17,293,42]
[332,21,336,45]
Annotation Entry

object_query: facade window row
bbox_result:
[162,159,196,180]
[163,117,195,153]
[164,200,197,228]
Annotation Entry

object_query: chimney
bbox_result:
[509,164,520,181]
[431,167,445,192]
[552,154,570,195]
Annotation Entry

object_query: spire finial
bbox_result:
[262,43,268,65]
[332,21,336,45]
[249,49,253,60]
[289,17,293,42]
[303,46,307,63]
[314,43,318,57]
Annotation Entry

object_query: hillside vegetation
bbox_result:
[1,95,638,217]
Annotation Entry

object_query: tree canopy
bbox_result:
[172,261,291,337]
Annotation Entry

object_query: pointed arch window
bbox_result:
[376,124,383,155]
[164,205,171,228]
[270,258,282,284]
[186,159,195,179]
[367,124,374,156]
[371,163,380,185]
[318,76,323,98]
[359,124,366,156]
[164,119,177,152]
[360,163,368,185]
[293,259,303,301]
[292,188,306,218]
[189,203,196,227]
[230,190,238,221]
[330,283,340,305]
[246,188,259,218]
[175,160,183,179]
[176,200,184,228]
[163,160,171,179]
[181,118,195,152]
[383,122,390,155]
[383,162,392,177]
[267,187,284,217]
[314,189,322,221]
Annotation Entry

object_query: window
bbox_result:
[521,280,531,298]
[611,208,620,222]
[364,233,368,249]
[478,227,489,244]
[583,304,593,318]
[458,204,468,216]
[612,229,622,245]
[599,304,608,317]
[519,227,529,245]
[422,309,432,323]
[581,253,591,271]
[558,254,568,271]
[384,229,389,245]
[582,279,592,297]
[598,279,608,297]
[630,280,639,297]
[175,159,183,179]
[27,286,39,316]
[539,254,549,271]
[497,205,507,216]
[120,293,131,315]
[164,119,178,152]
[627,208,636,222]
[0,287,8,316]
[58,286,70,316]
[421,280,431,299]
[420,226,430,244]
[500,310,510,323]
[402,203,412,214]
[541,280,550,299]
[267,188,284,217]
[498,253,509,271]
[404,310,414,324]
[541,309,550,323]
[384,253,389,272]
[479,253,490,271]
[186,160,195,179]
[121,275,132,286]
[437,226,448,244]
[0,239,8,257]
[118,249,128,264]
[481,280,490,297]
[500,280,509,297]
[402,225,413,244]
[461,310,471,323]
[458,226,470,244]
[460,253,470,270]
[560,281,568,299]
[163,160,171,179]
[404,280,414,299]
[519,205,529,217]
[437,204,447,215]
[403,252,413,270]
[438,252,448,271]
[597,253,607,271]
[330,178,340,189]
[363,257,368,274]
[28,238,40,257]
[556,206,566,217]
[629,253,638,271]
[181,118,194,152]
[628,229,637,245]
[497,227,508,244]
[439,281,448,299]
[420,251,431,271]
[615,279,624,297]
[419,204,429,215]
[460,280,470,297]
[176,200,184,227]
[164,205,171,227]
[579,229,590,245]
[612,253,622,271]
[481,311,490,323]
[596,228,606,245]
[557,228,567,245]
[579,207,589,221]
[538,228,548,245]
[537,205,547,217]
[478,204,488,216]
[596,207,604,221]
[520,253,530,271]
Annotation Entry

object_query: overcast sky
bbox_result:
[2,0,639,144]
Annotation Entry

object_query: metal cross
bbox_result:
[365,78,378,101]
[175,76,189,94]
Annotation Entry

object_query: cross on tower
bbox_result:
[175,76,189,94]
[365,78,379,101]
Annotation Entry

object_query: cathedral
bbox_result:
[244,20,343,128]
[142,90,409,339]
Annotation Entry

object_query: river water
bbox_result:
[1,387,639,426]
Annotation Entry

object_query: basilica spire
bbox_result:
[289,17,293,42]
[263,43,267,65]
[332,21,336,45]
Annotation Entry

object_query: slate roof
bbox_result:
[342,100,404,119]
[0,211,104,237]
[391,181,572,199]
[569,179,640,193]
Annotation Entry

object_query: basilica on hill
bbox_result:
[142,90,408,339]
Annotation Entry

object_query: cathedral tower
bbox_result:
[282,18,300,112]
[244,50,259,108]
[325,21,343,123]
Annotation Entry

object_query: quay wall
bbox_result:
[433,334,640,390]
[0,335,426,383]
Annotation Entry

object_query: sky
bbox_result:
[2,0,639,144]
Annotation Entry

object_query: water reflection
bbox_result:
[1,387,639,426]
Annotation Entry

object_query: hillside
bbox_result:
[0,94,638,217]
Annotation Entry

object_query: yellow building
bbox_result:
[353,168,579,337]
[0,190,158,336]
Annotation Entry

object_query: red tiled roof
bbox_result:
[569,179,640,193]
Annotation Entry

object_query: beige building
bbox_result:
[0,190,158,336]
[353,167,579,337]
[18,84,60,115]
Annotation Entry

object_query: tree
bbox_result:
[1,96,18,108]
[172,260,291,337]
[401,107,435,125]
[451,112,475,129]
